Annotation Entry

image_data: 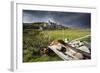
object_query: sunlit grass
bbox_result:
[42,29,90,41]
[23,28,90,62]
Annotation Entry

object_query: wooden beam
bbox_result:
[63,43,91,59]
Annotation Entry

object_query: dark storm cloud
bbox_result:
[23,10,91,28]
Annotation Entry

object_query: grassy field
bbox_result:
[42,29,90,41]
[23,28,90,62]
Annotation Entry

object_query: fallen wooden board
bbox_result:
[48,45,73,60]
[64,43,91,59]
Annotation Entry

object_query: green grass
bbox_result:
[28,55,62,62]
[23,28,90,62]
[41,29,90,41]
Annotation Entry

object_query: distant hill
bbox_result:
[23,21,69,30]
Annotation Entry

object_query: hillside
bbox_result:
[23,21,69,30]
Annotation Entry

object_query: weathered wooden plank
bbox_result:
[64,43,91,59]
[48,45,73,60]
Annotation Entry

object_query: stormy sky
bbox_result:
[23,10,91,28]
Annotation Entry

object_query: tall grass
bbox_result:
[23,28,90,62]
[42,29,90,41]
